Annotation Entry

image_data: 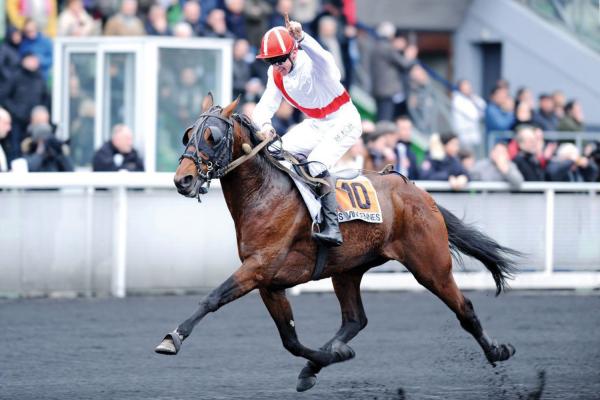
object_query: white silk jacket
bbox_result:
[252,33,349,128]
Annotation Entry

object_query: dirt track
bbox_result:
[1,290,599,399]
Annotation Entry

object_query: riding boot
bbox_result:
[313,172,343,247]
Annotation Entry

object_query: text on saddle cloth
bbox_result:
[335,176,383,224]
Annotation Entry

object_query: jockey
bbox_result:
[252,14,362,247]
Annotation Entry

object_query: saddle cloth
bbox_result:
[278,160,383,224]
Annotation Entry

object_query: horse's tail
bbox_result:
[437,204,522,296]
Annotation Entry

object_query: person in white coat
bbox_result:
[452,79,486,155]
[252,14,362,247]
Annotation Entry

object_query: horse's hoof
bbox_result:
[486,342,516,366]
[296,375,317,392]
[154,331,182,355]
[331,339,355,363]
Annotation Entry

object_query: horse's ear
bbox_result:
[221,95,240,118]
[201,92,214,113]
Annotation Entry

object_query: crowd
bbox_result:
[0,0,598,183]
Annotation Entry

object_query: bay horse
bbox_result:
[155,94,519,392]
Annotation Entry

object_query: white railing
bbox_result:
[1,172,599,297]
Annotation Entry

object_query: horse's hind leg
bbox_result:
[297,271,367,392]
[404,252,515,366]
[259,288,355,373]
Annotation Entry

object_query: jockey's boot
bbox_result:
[313,171,343,247]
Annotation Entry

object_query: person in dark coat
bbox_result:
[2,52,51,161]
[370,22,417,122]
[0,26,22,101]
[546,143,598,182]
[420,132,469,189]
[93,124,144,171]
[512,125,545,181]
[22,124,74,172]
[19,19,53,81]
[532,94,559,131]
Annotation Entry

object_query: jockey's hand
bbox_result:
[284,13,303,41]
[258,123,276,141]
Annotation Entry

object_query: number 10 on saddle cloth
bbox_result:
[335,176,383,224]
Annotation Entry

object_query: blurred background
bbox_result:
[0,0,599,297]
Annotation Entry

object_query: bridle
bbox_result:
[179,109,273,201]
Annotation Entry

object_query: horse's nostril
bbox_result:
[175,175,194,190]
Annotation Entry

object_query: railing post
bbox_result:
[544,189,555,275]
[111,184,128,298]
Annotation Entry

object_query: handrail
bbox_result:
[1,172,599,192]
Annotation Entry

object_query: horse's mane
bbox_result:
[232,113,283,178]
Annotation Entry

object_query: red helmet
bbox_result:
[256,27,296,59]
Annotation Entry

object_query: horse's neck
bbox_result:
[220,153,290,217]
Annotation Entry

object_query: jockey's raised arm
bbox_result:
[298,32,341,82]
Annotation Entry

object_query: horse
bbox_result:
[155,93,520,392]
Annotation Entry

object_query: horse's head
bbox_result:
[174,93,240,198]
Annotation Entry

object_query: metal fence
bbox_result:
[0,172,599,297]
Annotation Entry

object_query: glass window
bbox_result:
[68,53,96,168]
[104,53,135,142]
[156,48,223,172]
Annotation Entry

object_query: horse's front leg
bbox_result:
[297,271,367,392]
[259,288,356,371]
[155,259,260,355]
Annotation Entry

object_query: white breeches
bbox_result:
[281,103,362,177]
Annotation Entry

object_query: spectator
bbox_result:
[271,102,296,135]
[204,8,235,39]
[459,148,475,172]
[511,101,533,130]
[407,64,434,134]
[515,86,535,109]
[552,90,566,120]
[172,21,194,38]
[365,122,396,171]
[470,142,524,189]
[243,0,272,48]
[57,0,99,36]
[317,16,345,83]
[2,52,51,161]
[182,0,205,36]
[513,125,545,181]
[240,101,256,119]
[546,143,598,182]
[224,0,247,39]
[269,0,293,28]
[0,108,12,172]
[26,105,52,138]
[452,79,486,152]
[420,132,469,189]
[393,115,419,180]
[104,0,146,36]
[6,0,57,37]
[93,124,144,171]
[19,19,53,80]
[22,123,74,172]
[0,26,22,100]
[232,39,252,100]
[485,85,515,134]
[532,94,559,131]
[370,23,416,122]
[242,77,264,104]
[145,4,172,36]
[558,100,584,132]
